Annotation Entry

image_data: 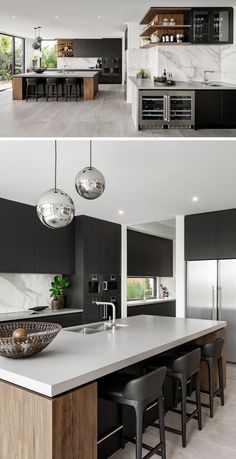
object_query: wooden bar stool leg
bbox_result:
[158,396,166,459]
[195,372,202,430]
[218,357,224,406]
[180,377,187,448]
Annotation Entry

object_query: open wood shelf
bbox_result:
[140,7,192,25]
[57,39,74,58]
[140,24,192,37]
[140,42,192,49]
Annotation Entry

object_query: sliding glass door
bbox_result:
[0,34,25,91]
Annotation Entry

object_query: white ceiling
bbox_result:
[1,0,236,38]
[0,138,236,226]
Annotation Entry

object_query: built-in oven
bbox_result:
[139,90,195,129]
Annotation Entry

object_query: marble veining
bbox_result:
[57,57,98,69]
[0,274,56,313]
[221,45,236,84]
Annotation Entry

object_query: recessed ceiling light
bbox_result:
[98,15,102,19]
[192,196,199,202]
[55,15,59,19]
[12,15,16,19]
[118,210,124,215]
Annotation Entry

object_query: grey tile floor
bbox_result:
[112,364,236,459]
[1,86,236,138]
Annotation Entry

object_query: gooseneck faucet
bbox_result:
[204,70,215,83]
[95,302,116,325]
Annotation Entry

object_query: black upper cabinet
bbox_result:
[127,230,173,277]
[192,8,233,44]
[101,39,122,58]
[73,38,122,59]
[0,198,74,274]
[73,39,102,58]
[75,215,121,275]
[185,209,236,260]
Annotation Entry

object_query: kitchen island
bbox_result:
[130,77,236,130]
[12,71,99,101]
[0,315,226,459]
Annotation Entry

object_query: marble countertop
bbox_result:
[127,297,176,307]
[0,315,226,397]
[13,71,99,78]
[129,77,236,90]
[0,308,83,322]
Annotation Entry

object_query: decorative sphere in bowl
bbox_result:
[0,322,62,358]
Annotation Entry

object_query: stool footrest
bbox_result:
[171,407,199,423]
[153,423,182,437]
[128,436,163,458]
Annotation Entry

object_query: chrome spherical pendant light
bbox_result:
[36,141,75,229]
[75,141,105,200]
[35,26,43,44]
[32,27,40,50]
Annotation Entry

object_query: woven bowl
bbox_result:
[0,322,62,359]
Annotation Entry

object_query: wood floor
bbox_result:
[1,86,236,138]
[112,364,236,459]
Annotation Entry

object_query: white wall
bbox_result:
[0,274,56,313]
[175,216,185,318]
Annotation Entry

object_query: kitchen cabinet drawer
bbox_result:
[185,209,236,260]
[127,301,176,317]
[222,91,236,127]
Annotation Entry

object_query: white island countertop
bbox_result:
[0,315,226,397]
[13,71,99,78]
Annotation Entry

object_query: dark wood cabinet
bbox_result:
[101,39,122,58]
[0,198,74,274]
[127,230,173,277]
[127,300,176,317]
[185,209,236,260]
[1,312,83,328]
[73,39,102,58]
[195,90,236,129]
[195,90,222,128]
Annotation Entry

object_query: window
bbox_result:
[0,33,25,91]
[41,40,57,68]
[127,277,156,301]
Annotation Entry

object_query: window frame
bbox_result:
[0,32,25,75]
[127,276,157,302]
[40,39,58,68]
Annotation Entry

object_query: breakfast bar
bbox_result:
[12,71,99,101]
[0,315,226,459]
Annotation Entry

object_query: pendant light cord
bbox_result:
[89,140,92,169]
[54,140,57,190]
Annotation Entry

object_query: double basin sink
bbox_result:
[67,322,129,335]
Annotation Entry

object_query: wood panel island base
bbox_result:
[12,71,99,101]
[0,316,226,459]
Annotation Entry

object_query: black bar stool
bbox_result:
[99,366,167,459]
[26,78,45,101]
[46,78,64,101]
[200,337,224,417]
[148,348,202,448]
[65,77,82,101]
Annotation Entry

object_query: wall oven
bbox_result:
[139,90,195,129]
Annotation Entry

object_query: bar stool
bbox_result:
[179,337,224,418]
[99,366,167,459]
[65,77,82,101]
[26,78,45,101]
[46,78,64,101]
[200,337,224,417]
[148,348,202,448]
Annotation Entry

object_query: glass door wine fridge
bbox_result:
[139,90,195,129]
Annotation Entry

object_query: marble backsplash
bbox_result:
[0,274,56,313]
[57,57,98,69]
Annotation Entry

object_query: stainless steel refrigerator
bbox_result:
[186,259,236,363]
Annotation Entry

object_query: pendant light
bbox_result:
[36,26,43,44]
[32,27,40,50]
[36,141,75,229]
[75,141,105,200]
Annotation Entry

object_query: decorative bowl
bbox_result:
[0,322,62,359]
[33,68,47,74]
[29,306,49,312]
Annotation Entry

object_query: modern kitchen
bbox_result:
[1,1,236,137]
[0,138,235,459]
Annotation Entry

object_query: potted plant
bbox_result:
[49,275,70,310]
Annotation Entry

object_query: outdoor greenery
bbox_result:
[41,42,57,68]
[127,278,153,301]
[50,275,70,298]
[0,35,12,81]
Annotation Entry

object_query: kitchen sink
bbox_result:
[66,322,129,335]
[200,82,222,87]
